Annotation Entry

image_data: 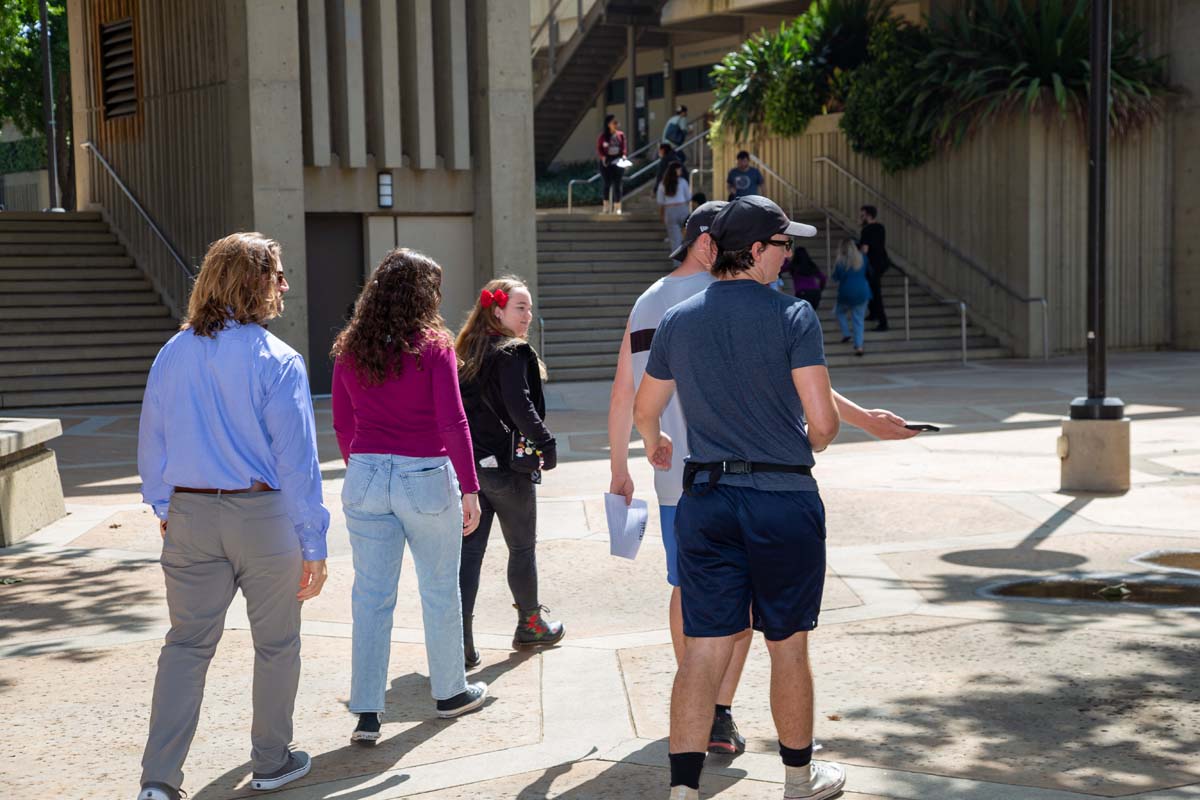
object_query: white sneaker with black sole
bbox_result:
[435,681,488,718]
[250,750,312,791]
[783,761,845,800]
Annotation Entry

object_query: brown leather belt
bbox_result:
[174,481,276,495]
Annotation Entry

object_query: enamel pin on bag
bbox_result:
[479,390,544,474]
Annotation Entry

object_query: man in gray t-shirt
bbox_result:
[634,195,844,800]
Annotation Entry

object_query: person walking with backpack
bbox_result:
[456,278,564,670]
[136,233,328,800]
[832,238,872,357]
[331,249,488,746]
[597,114,628,214]
[662,105,689,159]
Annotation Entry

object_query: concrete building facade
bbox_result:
[67,0,536,392]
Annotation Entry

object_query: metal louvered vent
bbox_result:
[100,18,137,120]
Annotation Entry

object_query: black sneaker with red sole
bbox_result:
[708,711,746,754]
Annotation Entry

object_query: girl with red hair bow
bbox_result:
[454,277,564,669]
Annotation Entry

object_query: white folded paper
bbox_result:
[604,493,648,560]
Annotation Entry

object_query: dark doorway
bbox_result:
[305,213,364,394]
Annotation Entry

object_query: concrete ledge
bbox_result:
[0,417,66,546]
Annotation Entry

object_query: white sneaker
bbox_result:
[668,786,700,800]
[783,761,845,799]
[137,784,180,800]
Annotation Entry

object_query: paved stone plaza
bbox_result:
[2,352,1199,799]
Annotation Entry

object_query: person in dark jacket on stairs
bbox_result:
[455,277,564,670]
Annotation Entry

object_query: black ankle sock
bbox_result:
[779,741,814,767]
[669,752,706,789]
[715,704,732,717]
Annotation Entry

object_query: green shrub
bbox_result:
[840,20,936,172]
[0,137,46,174]
[905,0,1170,148]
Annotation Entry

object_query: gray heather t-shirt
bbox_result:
[644,279,826,492]
[630,271,717,506]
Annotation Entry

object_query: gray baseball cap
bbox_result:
[669,200,728,261]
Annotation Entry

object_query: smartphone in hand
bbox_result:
[904,423,941,432]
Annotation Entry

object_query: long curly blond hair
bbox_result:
[455,276,546,383]
[184,232,285,337]
[331,248,455,385]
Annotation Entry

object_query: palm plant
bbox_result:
[905,0,1169,148]
[710,27,794,142]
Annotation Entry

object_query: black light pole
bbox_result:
[1070,0,1123,421]
[37,0,60,210]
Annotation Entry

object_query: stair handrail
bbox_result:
[531,0,569,55]
[752,156,926,352]
[565,135,664,214]
[618,126,712,204]
[812,155,1049,360]
[82,141,193,281]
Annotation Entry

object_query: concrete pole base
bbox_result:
[1058,418,1131,493]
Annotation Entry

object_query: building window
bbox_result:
[100,18,137,120]
[606,78,626,105]
[644,74,664,101]
[674,64,715,96]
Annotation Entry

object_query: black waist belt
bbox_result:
[683,460,812,496]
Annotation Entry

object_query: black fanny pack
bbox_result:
[683,460,812,496]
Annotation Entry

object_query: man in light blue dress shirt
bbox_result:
[136,232,329,800]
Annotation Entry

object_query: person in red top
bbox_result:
[597,113,628,214]
[331,248,486,745]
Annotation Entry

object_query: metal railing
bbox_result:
[82,141,195,317]
[751,156,920,353]
[568,126,711,213]
[812,156,1049,360]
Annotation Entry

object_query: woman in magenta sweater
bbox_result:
[331,248,486,745]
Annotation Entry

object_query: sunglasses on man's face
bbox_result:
[763,238,793,252]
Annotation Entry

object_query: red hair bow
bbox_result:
[480,288,509,309]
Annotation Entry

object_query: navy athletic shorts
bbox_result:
[675,484,826,641]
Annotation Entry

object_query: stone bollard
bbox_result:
[1058,417,1131,494]
[0,418,67,546]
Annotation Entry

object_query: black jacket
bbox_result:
[859,222,891,273]
[459,340,557,470]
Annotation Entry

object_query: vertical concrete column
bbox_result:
[398,0,437,170]
[226,0,310,360]
[433,0,471,170]
[625,25,636,152]
[299,0,332,166]
[468,0,538,296]
[362,0,402,167]
[66,0,93,208]
[326,0,368,168]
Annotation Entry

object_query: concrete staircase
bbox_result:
[0,211,177,408]
[536,212,1009,382]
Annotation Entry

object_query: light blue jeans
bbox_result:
[343,453,467,711]
[835,301,868,349]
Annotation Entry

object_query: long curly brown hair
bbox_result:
[184,232,285,337]
[455,276,547,383]
[331,248,454,385]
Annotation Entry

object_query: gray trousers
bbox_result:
[140,491,302,789]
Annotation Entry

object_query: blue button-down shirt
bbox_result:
[138,321,330,560]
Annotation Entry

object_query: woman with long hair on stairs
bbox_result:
[455,277,564,671]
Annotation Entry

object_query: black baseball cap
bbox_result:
[709,195,818,251]
[669,200,728,261]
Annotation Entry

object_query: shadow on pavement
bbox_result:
[190,651,536,799]
[0,549,161,662]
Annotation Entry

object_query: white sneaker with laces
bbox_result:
[783,761,845,799]
[668,785,700,800]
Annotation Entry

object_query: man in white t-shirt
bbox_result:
[608,202,744,753]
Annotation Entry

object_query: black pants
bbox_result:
[459,468,539,618]
[867,264,888,325]
[601,163,625,204]
[795,289,822,310]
